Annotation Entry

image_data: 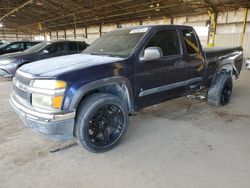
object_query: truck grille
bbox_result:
[13,85,31,102]
[15,73,31,85]
[13,73,31,103]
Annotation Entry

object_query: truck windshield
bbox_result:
[84,28,148,58]
[24,42,51,53]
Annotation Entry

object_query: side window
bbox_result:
[78,42,86,51]
[182,29,199,54]
[145,29,180,56]
[68,42,78,52]
[47,43,66,53]
[26,42,35,49]
[6,43,24,50]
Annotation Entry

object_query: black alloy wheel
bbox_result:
[75,93,129,153]
[208,71,233,106]
[87,104,125,147]
[220,82,232,105]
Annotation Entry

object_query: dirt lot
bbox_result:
[0,70,250,188]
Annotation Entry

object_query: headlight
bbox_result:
[0,59,12,65]
[33,80,67,89]
[32,94,64,110]
[31,80,67,110]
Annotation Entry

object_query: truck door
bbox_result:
[135,28,188,108]
[181,29,206,91]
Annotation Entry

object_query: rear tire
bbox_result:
[74,93,129,153]
[207,71,233,106]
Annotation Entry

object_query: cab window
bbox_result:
[145,29,181,56]
[182,29,199,54]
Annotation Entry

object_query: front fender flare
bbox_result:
[69,76,134,111]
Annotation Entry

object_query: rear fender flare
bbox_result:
[212,51,243,85]
[217,51,243,77]
[211,62,234,86]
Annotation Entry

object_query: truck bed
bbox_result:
[202,46,243,86]
[203,46,243,59]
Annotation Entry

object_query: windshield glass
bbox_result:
[84,28,148,57]
[24,42,51,53]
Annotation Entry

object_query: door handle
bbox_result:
[175,60,186,67]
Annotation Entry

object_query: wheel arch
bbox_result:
[69,76,135,112]
[211,59,239,86]
[215,50,243,79]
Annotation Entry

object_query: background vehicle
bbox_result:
[0,41,40,55]
[0,41,4,46]
[0,40,88,77]
[10,25,243,153]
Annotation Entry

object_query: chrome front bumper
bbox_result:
[10,93,76,141]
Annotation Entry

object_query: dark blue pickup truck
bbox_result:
[10,25,243,152]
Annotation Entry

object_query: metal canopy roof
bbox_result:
[0,0,249,33]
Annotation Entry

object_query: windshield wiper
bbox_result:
[83,51,118,57]
[82,51,103,56]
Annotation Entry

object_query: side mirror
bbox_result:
[42,49,49,54]
[245,58,250,69]
[141,47,163,61]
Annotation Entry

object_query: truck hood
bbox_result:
[19,53,124,77]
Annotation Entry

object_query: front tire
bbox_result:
[74,93,129,153]
[207,71,233,106]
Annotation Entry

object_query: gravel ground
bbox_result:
[0,70,250,188]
